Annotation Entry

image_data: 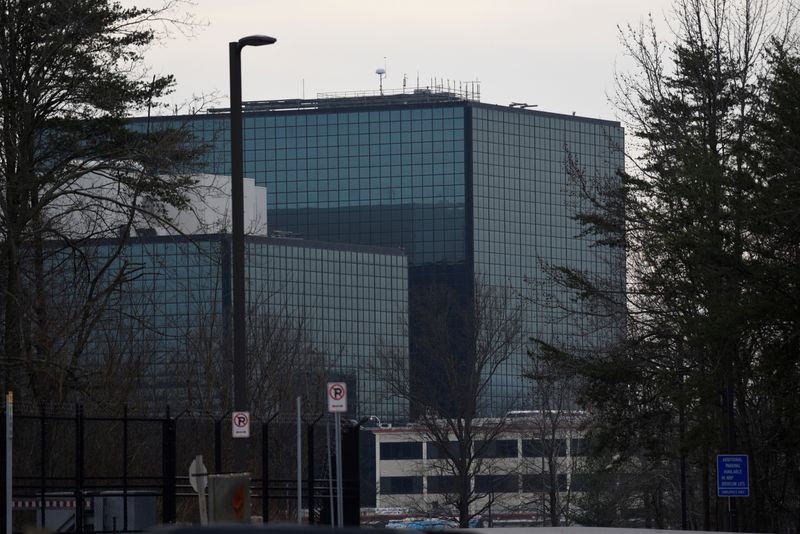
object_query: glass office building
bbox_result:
[81,234,408,420]
[138,92,624,415]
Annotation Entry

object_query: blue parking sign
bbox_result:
[717,454,749,497]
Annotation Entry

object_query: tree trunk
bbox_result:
[458,476,471,527]
[549,459,559,526]
[703,449,711,531]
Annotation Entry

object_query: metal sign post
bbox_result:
[334,413,343,527]
[296,397,302,524]
[326,420,334,527]
[189,455,209,525]
[326,382,347,527]
[717,453,749,531]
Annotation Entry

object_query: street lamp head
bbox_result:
[238,35,277,48]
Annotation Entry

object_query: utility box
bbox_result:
[208,473,250,523]
[34,492,156,532]
[34,493,88,533]
[95,492,157,532]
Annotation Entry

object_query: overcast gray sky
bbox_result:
[136,0,675,121]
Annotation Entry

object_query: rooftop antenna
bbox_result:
[403,73,407,93]
[376,67,386,95]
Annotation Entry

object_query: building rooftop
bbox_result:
[202,86,620,127]
[208,86,479,114]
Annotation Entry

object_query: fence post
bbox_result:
[40,404,46,528]
[122,405,129,531]
[261,413,278,523]
[261,419,268,523]
[2,393,11,534]
[75,404,84,533]
[1,398,4,534]
[307,421,314,524]
[161,406,176,524]
[214,417,222,474]
[342,423,361,526]
[306,414,323,525]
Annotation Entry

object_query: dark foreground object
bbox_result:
[153,527,399,534]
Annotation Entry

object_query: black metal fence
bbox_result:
[1,404,361,533]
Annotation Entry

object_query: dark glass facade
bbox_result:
[471,107,625,412]
[149,105,467,266]
[138,95,624,416]
[82,234,408,420]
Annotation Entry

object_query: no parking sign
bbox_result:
[327,382,347,413]
[231,411,250,438]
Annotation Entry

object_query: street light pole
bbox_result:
[230,34,276,473]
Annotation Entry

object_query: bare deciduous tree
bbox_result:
[0,0,204,402]
[377,276,524,527]
[522,352,583,526]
